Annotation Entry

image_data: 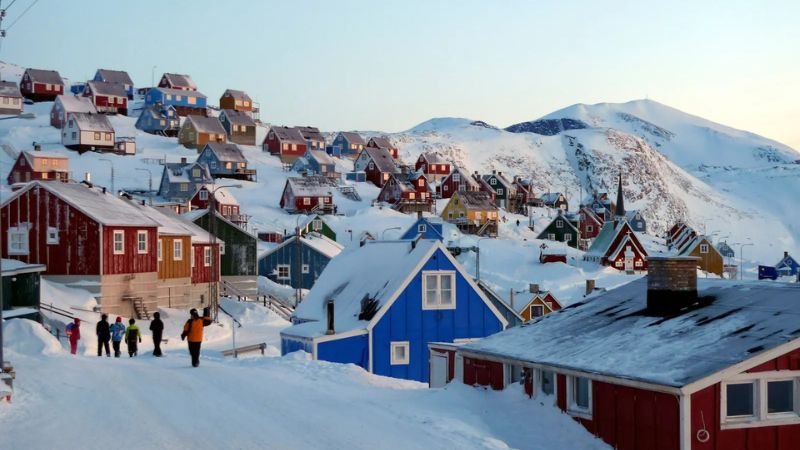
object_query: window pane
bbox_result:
[768,380,794,414]
[727,383,754,417]
[440,275,453,305]
[395,345,405,360]
[575,377,590,409]
[425,275,438,305]
[541,371,554,395]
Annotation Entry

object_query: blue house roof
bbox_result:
[400,217,444,241]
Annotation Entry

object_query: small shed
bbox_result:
[2,259,45,320]
[61,112,116,152]
[219,89,253,113]
[0,81,23,115]
[298,214,337,242]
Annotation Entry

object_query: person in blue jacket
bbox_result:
[110,316,126,358]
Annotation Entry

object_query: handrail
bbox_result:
[40,303,75,320]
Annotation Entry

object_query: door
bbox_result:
[430,352,449,388]
[624,246,634,273]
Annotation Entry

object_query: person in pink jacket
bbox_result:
[68,318,81,355]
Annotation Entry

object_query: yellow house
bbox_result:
[511,284,563,322]
[679,236,724,276]
[441,190,498,224]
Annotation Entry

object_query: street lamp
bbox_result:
[98,158,114,195]
[208,183,242,321]
[135,168,154,193]
[475,237,490,281]
[151,65,158,87]
[382,226,402,240]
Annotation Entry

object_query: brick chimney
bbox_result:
[647,256,700,315]
[585,279,596,296]
[529,283,540,294]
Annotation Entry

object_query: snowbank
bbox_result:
[3,319,64,356]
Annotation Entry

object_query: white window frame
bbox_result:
[301,263,310,274]
[422,271,456,310]
[158,238,162,261]
[303,197,311,206]
[534,369,558,404]
[556,220,564,228]
[7,225,29,255]
[204,246,212,266]
[276,264,290,280]
[390,341,410,365]
[137,230,148,254]
[199,190,209,200]
[566,375,593,419]
[720,372,800,429]
[530,304,545,318]
[46,226,59,245]
[700,244,709,254]
[418,224,427,233]
[173,240,183,261]
[113,230,125,255]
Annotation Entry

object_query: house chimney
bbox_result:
[785,251,789,259]
[585,279,596,296]
[417,211,423,220]
[84,172,92,183]
[509,289,515,310]
[180,157,187,164]
[326,300,335,335]
[492,170,496,175]
[529,283,540,294]
[102,187,106,194]
[33,143,41,151]
[647,256,700,315]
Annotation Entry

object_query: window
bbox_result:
[46,227,59,244]
[540,370,555,396]
[303,198,311,206]
[2,97,7,104]
[422,271,455,310]
[635,260,643,267]
[452,173,460,182]
[199,190,208,200]
[564,233,572,243]
[191,248,195,267]
[418,179,424,187]
[113,230,124,254]
[475,212,482,220]
[180,183,189,192]
[71,132,77,139]
[192,168,201,178]
[531,305,544,318]
[173,240,183,260]
[567,376,592,418]
[498,188,504,195]
[7,226,29,255]
[490,178,497,185]
[302,264,310,274]
[587,225,593,233]
[204,246,212,266]
[158,238,162,261]
[94,132,101,140]
[390,341,410,365]
[547,233,555,241]
[700,244,709,254]
[556,220,564,228]
[443,184,449,191]
[176,95,182,101]
[166,94,172,101]
[188,96,196,105]
[220,242,225,255]
[312,219,323,231]
[368,162,375,170]
[726,382,755,418]
[225,162,232,169]
[768,380,794,414]
[722,377,800,426]
[409,193,416,200]
[418,224,427,233]
[137,230,148,254]
[277,264,290,280]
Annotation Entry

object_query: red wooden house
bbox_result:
[189,184,247,227]
[577,206,603,240]
[415,152,450,182]
[435,257,800,450]
[367,136,398,159]
[354,147,398,188]
[376,172,433,213]
[83,80,128,115]
[439,166,482,199]
[263,126,307,164]
[0,181,160,317]
[20,68,64,102]
[279,176,337,214]
[6,151,69,185]
[158,73,197,91]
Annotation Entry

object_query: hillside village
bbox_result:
[2,59,800,450]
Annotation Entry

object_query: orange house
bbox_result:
[178,116,226,149]
[512,286,563,322]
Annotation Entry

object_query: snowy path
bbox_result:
[0,320,609,450]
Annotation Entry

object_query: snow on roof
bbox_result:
[87,80,127,97]
[55,95,97,114]
[183,208,257,239]
[164,162,213,184]
[583,220,619,257]
[221,109,255,126]
[186,116,226,135]
[96,69,134,85]
[0,81,21,98]
[297,126,325,142]
[369,136,394,149]
[270,126,306,145]
[3,182,160,227]
[286,176,337,197]
[204,142,246,162]
[308,149,335,166]
[462,278,800,387]
[260,232,342,263]
[140,103,175,120]
[152,87,207,99]
[196,184,240,206]
[22,151,69,172]
[456,191,496,211]
[445,166,481,189]
[69,112,114,132]
[363,147,398,173]
[421,152,447,164]
[222,89,251,102]
[338,131,365,145]
[162,73,196,90]
[540,192,564,204]
[1,258,45,275]
[25,68,64,85]
[482,173,513,189]
[286,239,440,338]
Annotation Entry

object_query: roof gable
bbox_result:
[96,69,134,85]
[220,109,255,126]
[24,68,64,85]
[185,116,225,134]
[203,142,246,162]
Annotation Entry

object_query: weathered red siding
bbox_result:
[191,244,220,283]
[365,166,387,188]
[462,356,504,390]
[102,227,158,275]
[293,196,331,213]
[1,186,101,275]
[747,348,800,373]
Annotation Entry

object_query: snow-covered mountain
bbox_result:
[387,100,800,260]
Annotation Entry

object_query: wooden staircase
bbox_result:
[130,297,151,320]
[221,280,294,321]
[337,185,361,201]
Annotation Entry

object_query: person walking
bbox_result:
[181,307,212,367]
[124,318,142,357]
[96,314,111,357]
[67,318,81,355]
[149,312,164,357]
[110,316,125,358]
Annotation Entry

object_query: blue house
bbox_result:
[331,132,366,158]
[258,233,343,290]
[292,148,338,178]
[144,87,207,117]
[625,210,647,233]
[135,103,180,136]
[197,142,255,181]
[400,216,444,241]
[280,239,509,382]
[775,251,799,276]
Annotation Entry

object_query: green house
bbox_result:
[298,215,336,242]
[536,212,580,249]
[482,171,514,210]
[2,260,45,320]
[184,210,258,297]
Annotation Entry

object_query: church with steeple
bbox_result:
[584,172,649,273]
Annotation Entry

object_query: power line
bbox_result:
[6,0,39,31]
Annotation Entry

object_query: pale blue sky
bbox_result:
[3,0,799,148]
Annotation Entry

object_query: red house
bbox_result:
[436,257,800,450]
[158,73,197,91]
[190,231,221,287]
[0,181,160,317]
[354,147,398,188]
[415,152,450,182]
[189,184,247,227]
[439,166,482,199]
[577,206,604,240]
[279,176,337,214]
[6,151,69,185]
[376,172,433,213]
[263,126,307,164]
[367,136,399,159]
[83,80,128,115]
[20,68,64,102]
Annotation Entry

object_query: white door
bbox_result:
[430,352,449,388]
[624,246,634,273]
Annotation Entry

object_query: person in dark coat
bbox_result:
[181,307,212,367]
[96,314,111,357]
[124,318,142,357]
[149,312,164,357]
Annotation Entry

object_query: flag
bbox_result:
[758,265,778,280]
